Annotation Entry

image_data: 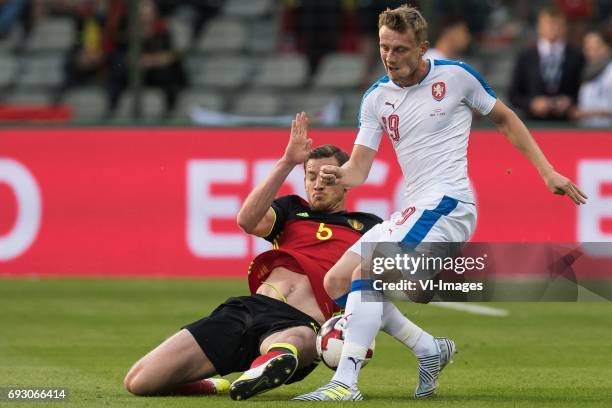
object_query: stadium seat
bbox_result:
[196,18,247,53]
[314,53,367,89]
[340,91,365,124]
[248,21,277,54]
[190,55,252,89]
[174,91,225,119]
[0,54,17,88]
[231,92,281,116]
[5,88,51,105]
[62,87,107,122]
[253,54,308,88]
[461,58,485,76]
[168,15,193,52]
[367,63,388,85]
[114,89,166,120]
[222,0,273,19]
[288,91,339,117]
[16,55,63,88]
[24,18,73,52]
[0,26,22,52]
[484,56,514,98]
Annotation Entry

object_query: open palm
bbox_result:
[283,112,313,165]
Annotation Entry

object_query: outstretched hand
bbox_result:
[282,112,313,165]
[544,170,588,205]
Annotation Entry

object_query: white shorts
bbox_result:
[348,195,477,259]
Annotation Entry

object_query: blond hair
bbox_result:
[378,4,428,42]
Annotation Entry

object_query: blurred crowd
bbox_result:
[0,0,610,125]
[0,0,220,117]
[508,6,611,125]
[278,0,611,126]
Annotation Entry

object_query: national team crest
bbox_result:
[348,219,364,231]
[432,82,446,101]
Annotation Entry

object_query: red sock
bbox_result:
[172,379,217,395]
[250,350,287,368]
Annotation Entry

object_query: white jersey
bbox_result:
[356,59,497,206]
[577,62,612,128]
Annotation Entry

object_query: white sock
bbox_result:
[331,342,367,388]
[380,301,437,357]
[343,288,358,316]
[331,289,382,386]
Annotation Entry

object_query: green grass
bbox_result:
[0,278,611,407]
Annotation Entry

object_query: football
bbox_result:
[316,315,375,370]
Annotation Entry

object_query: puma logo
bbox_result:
[385,101,395,109]
[348,356,363,370]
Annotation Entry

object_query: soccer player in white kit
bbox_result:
[294,4,587,402]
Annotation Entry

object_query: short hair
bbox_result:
[539,6,566,20]
[437,16,468,37]
[305,145,349,170]
[586,29,611,47]
[378,4,428,43]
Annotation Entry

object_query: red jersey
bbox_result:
[248,195,382,319]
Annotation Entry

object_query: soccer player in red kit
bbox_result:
[123,113,381,400]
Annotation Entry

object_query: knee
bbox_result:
[290,327,316,348]
[324,272,349,299]
[124,374,150,396]
[124,365,155,396]
[263,327,317,368]
[124,368,138,395]
[269,330,315,355]
[284,333,317,367]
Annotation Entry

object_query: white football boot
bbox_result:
[230,353,297,401]
[414,337,456,398]
[292,380,363,401]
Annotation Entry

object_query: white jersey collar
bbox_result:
[386,58,434,90]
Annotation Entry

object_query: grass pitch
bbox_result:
[0,278,611,407]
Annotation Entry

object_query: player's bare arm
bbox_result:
[237,112,313,236]
[319,144,377,189]
[487,100,588,205]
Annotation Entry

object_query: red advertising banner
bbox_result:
[0,128,611,277]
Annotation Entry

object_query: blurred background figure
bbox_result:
[0,0,610,125]
[572,30,612,127]
[553,0,596,49]
[281,0,343,75]
[55,0,109,100]
[424,16,471,60]
[509,6,585,121]
[156,0,221,48]
[356,0,406,85]
[0,0,28,39]
[0,0,38,51]
[107,0,187,118]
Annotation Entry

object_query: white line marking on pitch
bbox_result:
[430,302,510,316]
